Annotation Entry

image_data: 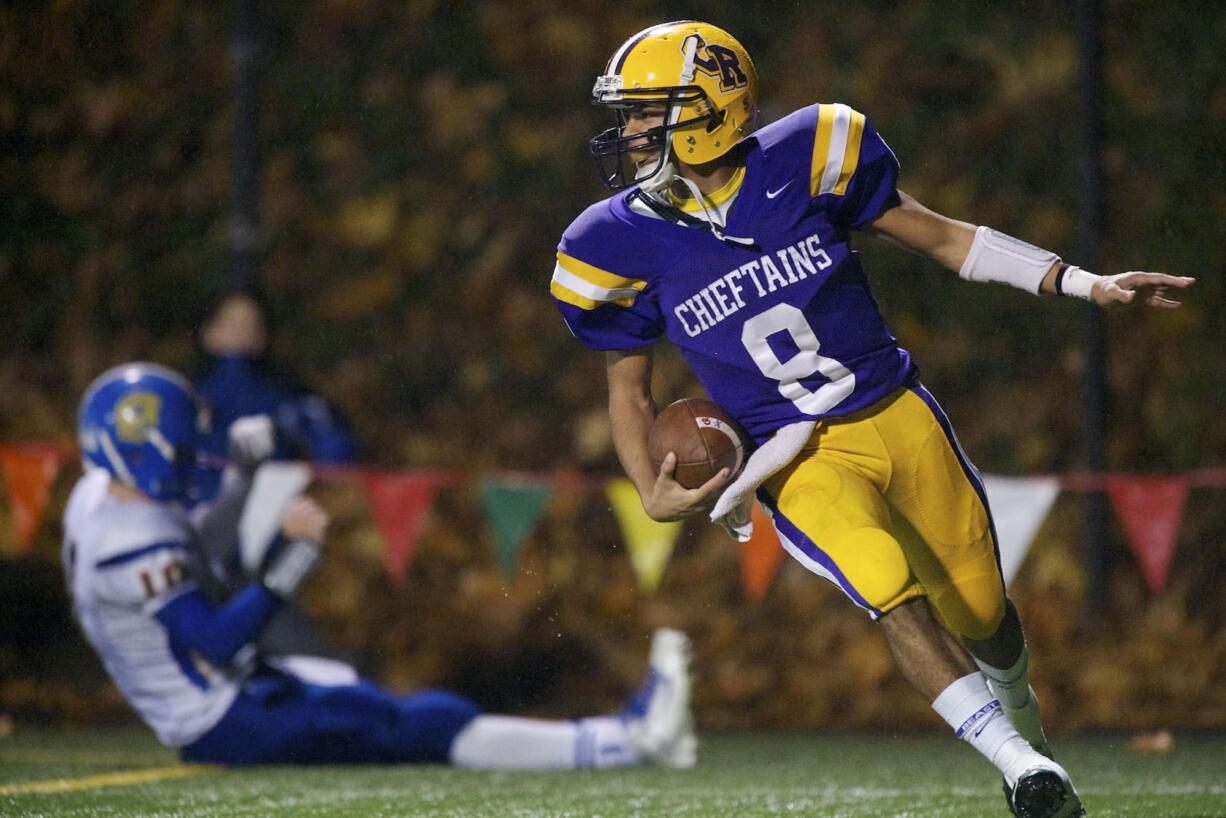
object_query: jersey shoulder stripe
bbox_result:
[551,250,648,310]
[810,103,867,197]
[95,539,188,570]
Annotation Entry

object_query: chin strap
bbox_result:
[630,182,757,248]
[636,157,678,196]
[630,188,700,226]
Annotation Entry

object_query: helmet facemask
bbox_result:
[590,86,717,192]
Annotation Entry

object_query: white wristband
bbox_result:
[1054,265,1100,300]
[262,538,321,598]
[959,226,1059,294]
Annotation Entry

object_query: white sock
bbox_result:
[975,647,1051,755]
[448,715,640,769]
[932,673,1044,786]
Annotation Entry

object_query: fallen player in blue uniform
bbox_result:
[66,362,694,769]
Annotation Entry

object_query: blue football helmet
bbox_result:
[78,362,206,502]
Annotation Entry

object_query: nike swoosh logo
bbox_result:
[766,181,793,199]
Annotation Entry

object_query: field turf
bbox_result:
[2,728,1224,817]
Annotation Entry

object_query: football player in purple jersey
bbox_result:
[551,20,1193,818]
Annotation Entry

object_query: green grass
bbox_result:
[2,728,1224,817]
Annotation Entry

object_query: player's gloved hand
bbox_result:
[261,497,329,599]
[1089,272,1194,309]
[643,452,729,522]
[228,414,277,473]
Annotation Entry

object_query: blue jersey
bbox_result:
[552,103,915,444]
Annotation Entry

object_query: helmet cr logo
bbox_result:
[114,392,162,444]
[688,35,748,92]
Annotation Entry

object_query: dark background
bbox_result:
[1,1,1223,731]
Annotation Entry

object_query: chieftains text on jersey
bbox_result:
[674,232,833,338]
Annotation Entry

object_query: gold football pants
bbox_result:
[760,384,1006,639]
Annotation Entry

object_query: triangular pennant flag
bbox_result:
[0,444,64,553]
[480,478,553,578]
[739,501,784,601]
[605,478,683,593]
[1106,476,1189,594]
[983,475,1061,588]
[361,470,444,583]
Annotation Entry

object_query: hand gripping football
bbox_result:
[647,398,747,489]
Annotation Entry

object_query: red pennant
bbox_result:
[360,470,444,583]
[0,444,65,553]
[738,502,785,601]
[1105,476,1189,594]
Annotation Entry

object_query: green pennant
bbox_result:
[480,478,553,578]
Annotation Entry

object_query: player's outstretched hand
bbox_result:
[1091,272,1194,310]
[645,452,729,522]
[280,496,330,544]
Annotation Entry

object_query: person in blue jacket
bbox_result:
[195,288,357,467]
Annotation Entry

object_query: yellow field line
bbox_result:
[0,750,173,765]
[0,764,215,795]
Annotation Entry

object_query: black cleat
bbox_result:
[1003,777,1018,816]
[1007,768,1086,818]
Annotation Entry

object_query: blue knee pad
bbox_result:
[395,689,482,763]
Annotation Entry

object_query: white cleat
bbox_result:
[1007,757,1086,818]
[622,628,697,768]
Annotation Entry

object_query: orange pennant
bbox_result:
[739,502,784,601]
[0,444,64,553]
[360,470,444,583]
[1105,476,1189,594]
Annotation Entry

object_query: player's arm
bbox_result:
[155,585,281,666]
[91,535,274,667]
[606,348,658,497]
[860,192,978,274]
[157,498,328,665]
[606,349,727,522]
[864,191,1194,307]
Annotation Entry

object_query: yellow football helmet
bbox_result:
[590,21,759,190]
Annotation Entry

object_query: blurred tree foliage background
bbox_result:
[1,0,1223,730]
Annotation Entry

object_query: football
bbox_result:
[647,398,747,489]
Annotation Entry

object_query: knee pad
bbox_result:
[932,577,1005,641]
[843,527,917,614]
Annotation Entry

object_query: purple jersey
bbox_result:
[552,103,915,444]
